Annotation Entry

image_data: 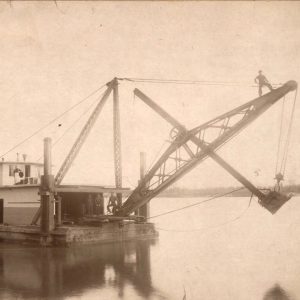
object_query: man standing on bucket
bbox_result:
[255,70,273,96]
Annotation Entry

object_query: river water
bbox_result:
[0,196,299,300]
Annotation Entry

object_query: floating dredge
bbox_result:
[0,78,297,245]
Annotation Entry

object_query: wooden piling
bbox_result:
[55,195,62,226]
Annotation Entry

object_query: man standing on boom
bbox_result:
[255,70,273,96]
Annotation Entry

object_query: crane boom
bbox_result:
[54,81,114,185]
[118,80,297,216]
[132,89,265,199]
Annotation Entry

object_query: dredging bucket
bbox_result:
[259,191,292,214]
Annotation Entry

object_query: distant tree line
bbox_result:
[160,184,300,198]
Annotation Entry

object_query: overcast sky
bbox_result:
[0,1,299,189]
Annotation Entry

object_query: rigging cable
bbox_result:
[147,186,245,220]
[123,77,283,88]
[154,192,254,233]
[0,83,107,159]
[36,90,106,162]
[146,140,168,173]
[281,87,298,175]
[274,87,298,179]
[275,95,286,175]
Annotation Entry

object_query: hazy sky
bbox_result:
[0,1,299,189]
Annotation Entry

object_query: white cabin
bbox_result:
[0,161,43,225]
[0,161,43,186]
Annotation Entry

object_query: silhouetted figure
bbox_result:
[255,70,273,96]
[107,193,118,214]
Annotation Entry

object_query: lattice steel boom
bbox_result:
[118,80,297,216]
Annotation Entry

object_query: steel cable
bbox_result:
[147,186,245,220]
[0,83,107,159]
[280,88,298,175]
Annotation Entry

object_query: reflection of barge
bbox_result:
[0,239,157,299]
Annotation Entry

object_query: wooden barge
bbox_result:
[0,157,157,246]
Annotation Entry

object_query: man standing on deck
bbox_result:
[107,193,118,214]
[255,70,273,96]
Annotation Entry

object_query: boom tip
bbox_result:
[285,80,298,91]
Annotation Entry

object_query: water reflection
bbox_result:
[0,239,157,299]
[263,284,292,300]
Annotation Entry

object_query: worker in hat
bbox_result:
[255,70,273,96]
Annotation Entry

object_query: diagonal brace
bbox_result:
[133,88,265,199]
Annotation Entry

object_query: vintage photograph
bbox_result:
[0,1,299,299]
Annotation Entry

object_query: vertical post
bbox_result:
[40,138,55,235]
[0,199,3,224]
[113,78,123,207]
[55,195,62,226]
[138,152,149,219]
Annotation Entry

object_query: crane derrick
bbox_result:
[54,81,114,186]
[32,79,121,225]
[118,81,297,216]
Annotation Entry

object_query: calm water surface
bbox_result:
[0,196,300,300]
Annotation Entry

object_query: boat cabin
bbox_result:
[0,160,43,225]
[0,160,43,186]
[0,160,130,226]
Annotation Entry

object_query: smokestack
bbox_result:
[16,153,19,162]
[22,154,27,162]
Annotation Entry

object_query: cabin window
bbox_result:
[25,165,31,178]
[9,165,15,176]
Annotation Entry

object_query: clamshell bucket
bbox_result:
[259,191,292,214]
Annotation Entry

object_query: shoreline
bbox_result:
[159,187,300,198]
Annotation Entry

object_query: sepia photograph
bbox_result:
[0,1,299,299]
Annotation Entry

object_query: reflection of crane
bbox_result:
[118,80,297,216]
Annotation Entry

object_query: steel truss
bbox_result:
[119,81,297,216]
